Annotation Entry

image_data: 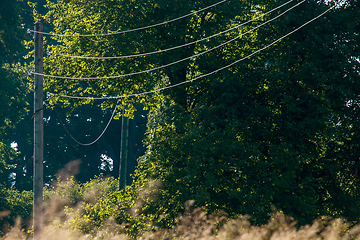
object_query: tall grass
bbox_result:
[1,177,360,240]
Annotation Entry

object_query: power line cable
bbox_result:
[28,0,227,37]
[54,100,120,146]
[30,0,306,80]
[50,4,336,100]
[54,0,294,60]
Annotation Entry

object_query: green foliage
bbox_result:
[137,0,360,226]
[0,0,31,185]
[2,176,360,240]
[41,0,248,112]
[0,185,32,236]
[32,0,360,229]
[42,176,160,238]
[0,63,29,185]
[0,4,32,234]
[9,93,147,190]
[0,0,24,61]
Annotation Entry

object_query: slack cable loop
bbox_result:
[29,0,306,80]
[54,100,120,146]
[51,4,336,100]
[30,108,44,122]
[54,0,294,60]
[28,0,227,37]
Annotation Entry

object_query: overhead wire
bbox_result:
[28,0,227,37]
[54,0,295,60]
[50,3,336,100]
[54,100,120,146]
[49,3,337,146]
[30,0,306,80]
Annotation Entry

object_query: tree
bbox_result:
[10,100,148,190]
[143,0,360,225]
[3,0,147,190]
[40,0,360,225]
[0,0,29,187]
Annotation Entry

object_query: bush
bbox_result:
[42,175,159,238]
[3,177,360,239]
[0,185,32,236]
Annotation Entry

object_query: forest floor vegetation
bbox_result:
[1,177,360,240]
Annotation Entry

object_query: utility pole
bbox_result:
[119,109,129,190]
[33,21,44,239]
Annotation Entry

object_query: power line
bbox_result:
[54,100,120,146]
[50,4,335,101]
[28,0,227,37]
[30,0,306,80]
[54,0,295,60]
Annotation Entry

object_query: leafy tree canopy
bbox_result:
[0,0,30,185]
[1,0,149,190]
[36,0,360,225]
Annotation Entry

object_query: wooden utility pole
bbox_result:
[119,110,129,190]
[33,21,44,239]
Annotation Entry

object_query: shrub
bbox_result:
[42,176,159,238]
[3,177,360,240]
[0,185,32,236]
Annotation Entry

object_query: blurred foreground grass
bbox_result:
[3,211,360,240]
[1,176,360,240]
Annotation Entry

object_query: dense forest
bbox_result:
[0,0,359,238]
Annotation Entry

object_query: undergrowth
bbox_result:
[1,176,360,239]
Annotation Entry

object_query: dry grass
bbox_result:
[1,176,359,240]
[140,207,360,240]
[2,206,360,240]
